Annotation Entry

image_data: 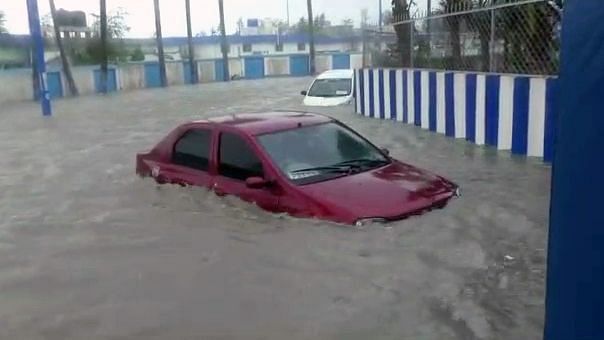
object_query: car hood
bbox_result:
[303,95,352,107]
[298,161,457,221]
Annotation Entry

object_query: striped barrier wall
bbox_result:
[354,69,558,162]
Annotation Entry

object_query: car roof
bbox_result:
[316,69,354,80]
[190,111,333,136]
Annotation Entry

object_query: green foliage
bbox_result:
[294,13,331,34]
[73,9,131,65]
[73,38,129,65]
[0,11,7,34]
[90,8,130,39]
[130,46,144,61]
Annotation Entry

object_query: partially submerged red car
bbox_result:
[136,112,459,225]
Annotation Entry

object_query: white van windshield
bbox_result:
[307,79,352,97]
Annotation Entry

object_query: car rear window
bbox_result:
[219,132,263,180]
[172,129,211,171]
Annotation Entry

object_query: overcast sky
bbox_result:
[3,0,427,38]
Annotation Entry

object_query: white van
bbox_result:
[301,69,354,107]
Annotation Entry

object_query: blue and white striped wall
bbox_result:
[354,69,558,162]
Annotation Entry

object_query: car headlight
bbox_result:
[454,187,461,197]
[355,218,387,227]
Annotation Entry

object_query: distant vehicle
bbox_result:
[301,69,354,107]
[136,112,459,226]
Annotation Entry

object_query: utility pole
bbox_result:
[26,0,51,116]
[153,0,167,87]
[306,0,315,74]
[218,0,230,81]
[100,0,108,93]
[185,0,197,84]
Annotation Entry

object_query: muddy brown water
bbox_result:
[0,77,550,339]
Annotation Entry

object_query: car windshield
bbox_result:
[257,122,389,185]
[307,78,352,97]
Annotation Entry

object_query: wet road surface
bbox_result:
[0,77,550,339]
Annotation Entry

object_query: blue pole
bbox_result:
[544,1,604,339]
[26,0,52,116]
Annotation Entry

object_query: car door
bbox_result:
[212,130,280,212]
[160,127,214,188]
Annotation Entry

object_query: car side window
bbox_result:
[219,132,263,180]
[172,129,211,171]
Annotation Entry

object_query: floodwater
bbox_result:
[0,77,550,339]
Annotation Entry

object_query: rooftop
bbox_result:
[317,69,354,79]
[194,111,333,135]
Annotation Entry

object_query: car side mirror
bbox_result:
[246,176,270,189]
[381,148,390,156]
[300,90,307,96]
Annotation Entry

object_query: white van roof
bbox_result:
[316,69,354,80]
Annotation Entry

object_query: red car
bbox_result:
[136,112,459,225]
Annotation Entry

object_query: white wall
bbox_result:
[119,64,145,91]
[0,69,32,105]
[198,61,215,83]
[265,56,289,76]
[69,66,95,95]
[192,41,355,60]
[166,62,184,86]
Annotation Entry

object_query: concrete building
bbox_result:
[129,33,362,62]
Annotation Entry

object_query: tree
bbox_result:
[153,0,167,87]
[307,0,316,74]
[90,7,130,39]
[294,13,331,34]
[49,0,79,96]
[391,0,415,66]
[0,11,8,33]
[74,9,130,65]
[130,46,144,61]
[99,0,108,93]
[218,0,229,81]
[185,0,197,84]
[439,0,471,69]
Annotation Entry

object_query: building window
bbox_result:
[275,43,284,52]
[243,43,252,52]
[297,43,306,51]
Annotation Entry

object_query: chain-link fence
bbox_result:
[378,0,562,75]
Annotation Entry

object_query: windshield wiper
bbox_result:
[290,165,352,174]
[333,158,390,168]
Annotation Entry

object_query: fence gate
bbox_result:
[290,55,310,76]
[94,69,117,93]
[144,63,161,88]
[244,57,265,79]
[332,53,351,69]
[46,71,63,98]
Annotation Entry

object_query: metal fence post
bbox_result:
[489,8,496,73]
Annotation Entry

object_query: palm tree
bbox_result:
[185,0,197,84]
[49,0,79,96]
[217,0,229,81]
[0,11,8,33]
[99,0,109,93]
[153,0,167,87]
[306,0,315,74]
